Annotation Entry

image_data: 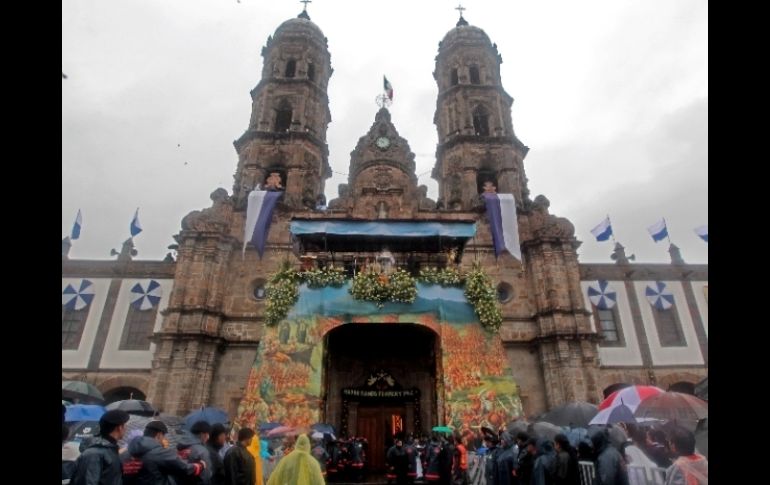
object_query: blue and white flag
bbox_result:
[694,225,708,243]
[587,280,617,310]
[590,217,613,242]
[646,219,668,243]
[71,209,82,240]
[482,192,521,260]
[62,279,95,310]
[645,281,674,310]
[130,280,162,310]
[130,208,143,237]
[244,190,282,257]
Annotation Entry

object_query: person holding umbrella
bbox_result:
[70,409,130,485]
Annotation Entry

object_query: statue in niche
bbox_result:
[376,201,389,219]
[265,172,284,191]
[482,181,497,194]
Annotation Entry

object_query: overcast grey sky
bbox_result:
[62,0,707,264]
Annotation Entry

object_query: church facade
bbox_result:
[62,12,707,439]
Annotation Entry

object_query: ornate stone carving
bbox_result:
[181,189,233,233]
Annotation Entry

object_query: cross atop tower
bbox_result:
[301,0,312,12]
[455,3,466,18]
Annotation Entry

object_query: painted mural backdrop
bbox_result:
[234,282,523,435]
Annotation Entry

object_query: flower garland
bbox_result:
[349,267,417,307]
[463,264,503,332]
[298,266,347,288]
[418,267,465,286]
[263,261,501,331]
[264,262,299,326]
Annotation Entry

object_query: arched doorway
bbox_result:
[103,386,146,404]
[322,323,439,471]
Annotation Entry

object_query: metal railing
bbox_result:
[579,461,667,485]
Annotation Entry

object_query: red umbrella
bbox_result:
[266,425,295,437]
[590,385,664,425]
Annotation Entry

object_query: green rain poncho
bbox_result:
[266,434,325,485]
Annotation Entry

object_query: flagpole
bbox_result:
[664,217,673,245]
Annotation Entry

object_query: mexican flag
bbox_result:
[383,75,393,100]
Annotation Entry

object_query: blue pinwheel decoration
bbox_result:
[130,280,162,310]
[645,281,674,310]
[62,279,95,310]
[587,280,617,310]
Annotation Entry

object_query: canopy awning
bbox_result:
[290,220,476,238]
[290,220,476,254]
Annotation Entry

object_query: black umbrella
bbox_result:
[540,401,599,428]
[105,399,156,416]
[62,380,105,405]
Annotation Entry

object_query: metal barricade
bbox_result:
[628,464,667,485]
[579,460,596,485]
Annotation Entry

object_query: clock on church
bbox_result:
[376,136,391,149]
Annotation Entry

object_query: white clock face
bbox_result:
[376,136,391,149]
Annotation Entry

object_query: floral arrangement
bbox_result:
[463,263,503,332]
[264,262,299,326]
[263,260,501,331]
[298,266,347,288]
[349,267,417,307]
[418,266,465,286]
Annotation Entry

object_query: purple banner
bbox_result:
[250,191,282,257]
[483,193,505,257]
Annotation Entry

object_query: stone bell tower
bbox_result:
[432,15,529,211]
[232,10,333,211]
[431,14,603,409]
[147,10,334,415]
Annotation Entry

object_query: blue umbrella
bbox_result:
[183,407,228,430]
[65,404,105,423]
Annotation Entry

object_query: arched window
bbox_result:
[62,306,89,350]
[472,107,489,136]
[450,68,458,86]
[120,304,158,351]
[653,306,686,347]
[285,59,296,78]
[307,62,316,81]
[592,305,625,346]
[469,65,481,84]
[274,100,293,132]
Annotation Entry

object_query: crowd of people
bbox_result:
[376,423,707,485]
[63,407,707,485]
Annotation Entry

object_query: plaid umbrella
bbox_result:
[634,391,708,423]
[105,399,156,416]
[119,414,188,449]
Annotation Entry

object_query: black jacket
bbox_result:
[206,443,226,485]
[71,436,123,485]
[122,436,204,485]
[223,443,256,485]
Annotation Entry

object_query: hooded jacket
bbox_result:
[177,433,214,484]
[592,431,629,485]
[266,435,325,485]
[71,436,123,485]
[123,436,204,485]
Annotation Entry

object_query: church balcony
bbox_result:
[290,218,476,277]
